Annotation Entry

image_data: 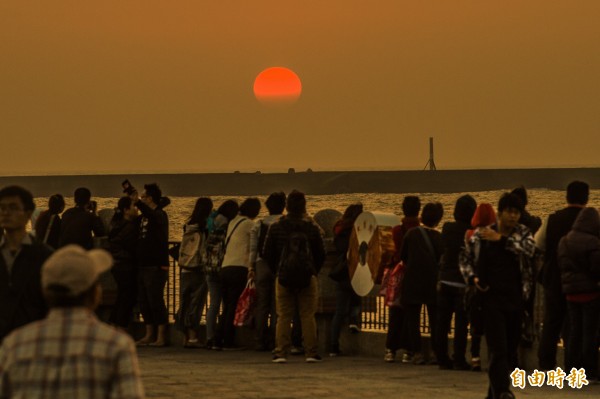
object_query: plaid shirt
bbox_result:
[0,307,145,399]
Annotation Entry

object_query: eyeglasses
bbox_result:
[0,204,25,213]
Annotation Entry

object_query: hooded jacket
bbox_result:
[557,207,600,295]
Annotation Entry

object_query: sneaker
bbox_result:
[471,357,481,372]
[290,347,304,355]
[402,352,414,364]
[272,355,287,363]
[384,349,396,363]
[329,344,341,357]
[349,324,361,334]
[306,355,323,363]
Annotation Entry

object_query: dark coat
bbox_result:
[34,211,62,249]
[135,201,169,268]
[439,221,471,284]
[263,215,326,275]
[0,238,53,341]
[400,226,443,305]
[109,219,138,272]
[59,206,105,249]
[541,206,583,293]
[557,207,600,295]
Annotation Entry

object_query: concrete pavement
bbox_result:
[137,346,598,399]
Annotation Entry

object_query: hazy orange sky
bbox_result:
[2,1,599,175]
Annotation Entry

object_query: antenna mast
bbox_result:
[423,137,437,171]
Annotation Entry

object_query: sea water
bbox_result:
[34,189,600,240]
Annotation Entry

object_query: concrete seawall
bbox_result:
[2,168,600,196]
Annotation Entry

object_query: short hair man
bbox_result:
[0,186,53,342]
[535,180,589,370]
[461,193,535,399]
[59,187,105,249]
[132,183,170,346]
[0,245,145,398]
[249,192,286,351]
[263,190,326,363]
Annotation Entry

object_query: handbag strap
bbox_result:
[225,217,247,249]
[418,227,438,264]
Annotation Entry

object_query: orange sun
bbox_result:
[253,67,302,105]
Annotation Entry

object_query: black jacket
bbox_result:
[541,206,583,293]
[59,206,105,249]
[558,207,600,295]
[109,219,139,272]
[263,215,326,275]
[439,221,471,285]
[135,201,169,267]
[401,227,443,305]
[34,211,62,249]
[0,237,53,341]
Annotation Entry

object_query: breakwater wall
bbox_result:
[1,168,599,197]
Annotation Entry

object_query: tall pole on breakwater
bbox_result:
[424,137,437,171]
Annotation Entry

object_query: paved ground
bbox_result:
[137,346,599,399]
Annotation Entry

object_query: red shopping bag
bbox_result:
[234,279,257,327]
[385,262,405,307]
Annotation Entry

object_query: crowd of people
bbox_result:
[0,180,599,399]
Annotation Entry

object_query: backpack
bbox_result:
[201,217,246,275]
[178,226,203,269]
[201,226,228,275]
[277,224,316,289]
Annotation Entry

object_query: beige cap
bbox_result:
[42,245,113,296]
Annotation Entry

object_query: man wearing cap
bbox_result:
[0,186,53,343]
[0,245,145,398]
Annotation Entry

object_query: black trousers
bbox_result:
[435,284,468,364]
[401,303,436,354]
[483,306,521,399]
[110,268,138,328]
[138,267,168,326]
[385,306,405,352]
[538,288,568,370]
[216,266,248,347]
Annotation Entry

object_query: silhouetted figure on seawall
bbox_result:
[59,187,105,249]
[535,180,589,370]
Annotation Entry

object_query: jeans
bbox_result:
[138,267,168,326]
[329,279,361,350]
[216,266,248,347]
[483,306,521,399]
[566,297,600,379]
[275,276,319,358]
[175,269,207,332]
[435,284,468,365]
[254,259,277,348]
[206,273,222,342]
[110,267,138,329]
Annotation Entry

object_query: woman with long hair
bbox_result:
[176,197,213,348]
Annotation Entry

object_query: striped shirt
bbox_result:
[0,307,145,399]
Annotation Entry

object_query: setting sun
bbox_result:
[253,67,302,105]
